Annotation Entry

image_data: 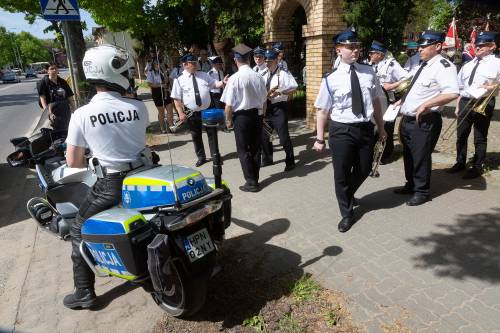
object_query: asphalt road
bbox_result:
[0,76,42,161]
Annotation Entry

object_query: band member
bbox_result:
[404,41,421,73]
[171,53,226,167]
[260,49,297,171]
[253,47,267,72]
[394,31,459,205]
[221,44,268,192]
[368,41,409,163]
[208,56,225,109]
[447,31,499,179]
[313,29,387,233]
[273,42,289,71]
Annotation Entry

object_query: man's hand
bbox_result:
[223,75,230,85]
[378,128,388,142]
[415,104,429,122]
[178,111,187,122]
[312,140,326,152]
[454,107,460,118]
[225,118,233,129]
[393,99,402,107]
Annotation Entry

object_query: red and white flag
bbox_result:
[444,17,460,49]
[470,27,477,57]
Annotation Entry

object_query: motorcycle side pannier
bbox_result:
[81,208,154,280]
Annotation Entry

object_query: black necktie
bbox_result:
[374,65,378,73]
[192,74,202,106]
[217,70,221,81]
[401,61,428,103]
[468,59,480,86]
[350,65,365,117]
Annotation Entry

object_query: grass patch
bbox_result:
[243,315,266,332]
[291,273,321,303]
[324,304,342,327]
[278,313,301,333]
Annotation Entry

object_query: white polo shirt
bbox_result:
[220,64,267,114]
[314,61,384,123]
[171,70,216,111]
[66,91,148,167]
[457,54,500,98]
[261,67,298,104]
[400,54,459,116]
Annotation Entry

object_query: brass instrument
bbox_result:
[442,78,499,141]
[393,76,413,100]
[169,109,194,133]
[370,140,386,178]
[263,120,274,138]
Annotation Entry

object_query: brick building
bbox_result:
[263,0,345,127]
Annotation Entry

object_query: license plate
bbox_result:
[183,228,215,262]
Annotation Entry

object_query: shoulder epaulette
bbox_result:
[440,59,451,68]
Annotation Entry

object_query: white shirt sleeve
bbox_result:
[283,71,298,92]
[390,61,409,81]
[206,72,217,89]
[373,74,385,99]
[170,78,182,100]
[314,77,333,112]
[436,62,460,95]
[65,111,88,148]
[258,76,267,106]
[220,77,236,107]
[457,66,465,91]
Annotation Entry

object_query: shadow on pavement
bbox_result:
[406,207,500,283]
[0,163,38,228]
[91,281,140,311]
[150,139,190,152]
[431,168,487,198]
[0,92,38,108]
[171,217,342,330]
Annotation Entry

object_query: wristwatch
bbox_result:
[315,138,325,144]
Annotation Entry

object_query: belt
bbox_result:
[331,120,373,128]
[103,160,144,174]
[402,112,441,121]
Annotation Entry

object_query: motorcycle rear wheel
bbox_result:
[150,259,207,317]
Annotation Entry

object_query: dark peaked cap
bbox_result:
[232,43,253,59]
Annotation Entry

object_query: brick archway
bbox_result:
[263,0,345,128]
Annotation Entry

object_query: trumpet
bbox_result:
[370,139,386,178]
[169,109,194,133]
[263,120,274,138]
[442,78,499,141]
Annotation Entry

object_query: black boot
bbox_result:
[63,288,97,309]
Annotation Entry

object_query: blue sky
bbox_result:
[0,8,98,39]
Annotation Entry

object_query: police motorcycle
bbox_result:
[7,108,232,317]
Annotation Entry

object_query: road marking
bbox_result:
[0,84,20,92]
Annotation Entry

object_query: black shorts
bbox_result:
[151,87,171,107]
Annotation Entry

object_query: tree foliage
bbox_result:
[0,26,52,67]
[343,0,415,53]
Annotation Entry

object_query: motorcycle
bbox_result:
[6,109,232,317]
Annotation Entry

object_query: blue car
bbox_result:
[25,69,37,79]
[2,71,20,83]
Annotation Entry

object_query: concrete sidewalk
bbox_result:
[1,93,499,332]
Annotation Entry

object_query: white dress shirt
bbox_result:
[261,67,298,104]
[404,53,421,73]
[170,71,216,111]
[253,63,267,73]
[400,54,459,116]
[208,68,224,93]
[220,64,267,114]
[314,61,384,123]
[457,54,500,98]
[374,57,409,84]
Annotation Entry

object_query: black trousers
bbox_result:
[329,121,375,218]
[261,102,295,166]
[210,92,225,109]
[401,113,442,196]
[188,111,216,160]
[71,173,125,289]
[456,97,495,168]
[233,109,262,186]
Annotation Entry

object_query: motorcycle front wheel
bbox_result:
[150,259,208,317]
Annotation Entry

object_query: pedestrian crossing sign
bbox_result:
[40,0,81,21]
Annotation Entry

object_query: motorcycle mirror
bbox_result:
[6,150,30,168]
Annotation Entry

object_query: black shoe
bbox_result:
[393,186,414,195]
[338,217,354,233]
[406,194,430,206]
[63,288,97,309]
[462,167,482,179]
[446,163,465,174]
[353,197,360,207]
[239,183,260,192]
[284,163,295,172]
[195,158,207,167]
[260,160,273,167]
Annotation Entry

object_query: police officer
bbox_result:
[63,45,149,309]
[404,41,421,73]
[253,47,267,72]
[313,29,387,233]
[273,42,289,71]
[171,53,226,167]
[220,44,268,192]
[260,49,297,171]
[208,56,225,109]
[394,31,459,205]
[368,41,410,163]
[447,31,499,179]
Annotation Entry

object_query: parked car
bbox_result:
[2,71,20,83]
[12,68,22,76]
[25,69,37,79]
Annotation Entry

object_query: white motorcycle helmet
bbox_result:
[82,45,132,93]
